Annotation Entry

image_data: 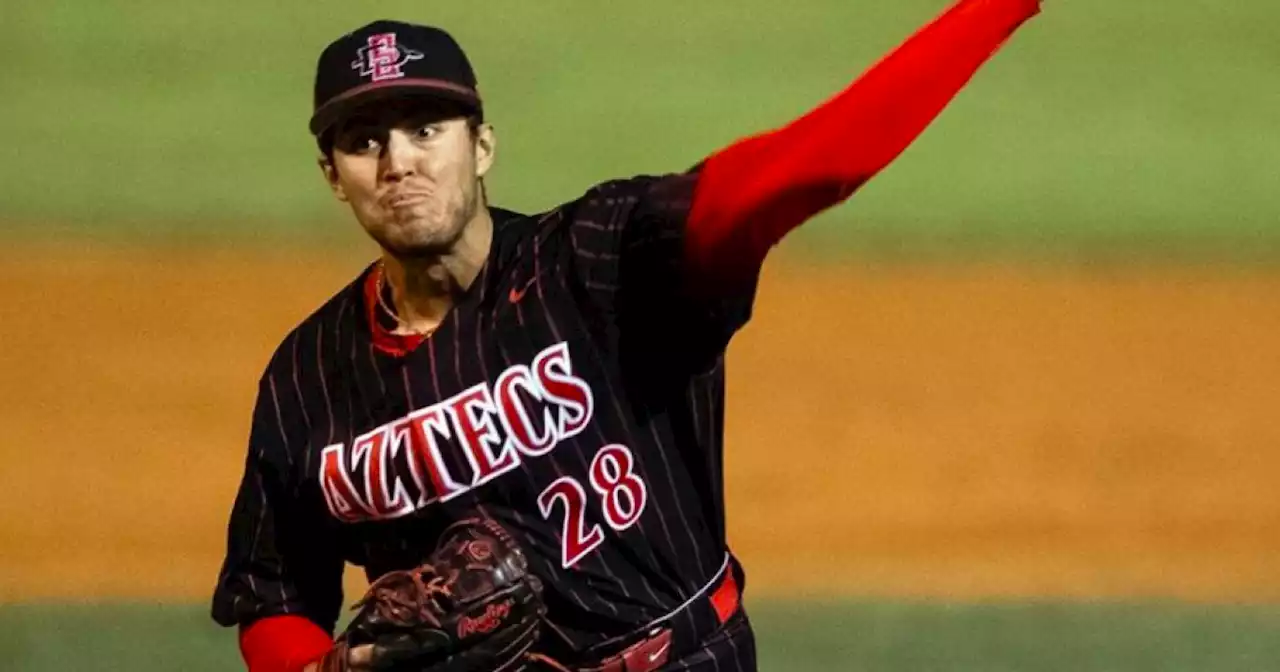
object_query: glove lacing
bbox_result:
[355,566,453,628]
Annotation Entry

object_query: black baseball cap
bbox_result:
[309,20,483,138]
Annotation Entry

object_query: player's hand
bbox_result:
[305,644,374,671]
[347,645,374,669]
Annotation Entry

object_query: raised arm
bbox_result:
[685,0,1044,291]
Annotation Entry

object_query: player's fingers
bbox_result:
[347,644,375,669]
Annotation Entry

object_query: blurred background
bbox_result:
[2,0,1279,669]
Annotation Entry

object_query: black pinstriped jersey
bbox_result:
[211,172,757,653]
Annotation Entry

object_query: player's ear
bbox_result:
[319,157,349,202]
[474,123,496,179]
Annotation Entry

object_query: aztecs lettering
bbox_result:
[319,342,594,523]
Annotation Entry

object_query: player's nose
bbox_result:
[380,130,418,182]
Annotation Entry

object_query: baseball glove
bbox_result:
[318,517,546,672]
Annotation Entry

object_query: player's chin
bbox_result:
[377,218,461,258]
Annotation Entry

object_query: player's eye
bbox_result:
[413,124,441,140]
[336,131,381,155]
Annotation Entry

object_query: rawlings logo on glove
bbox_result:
[458,600,513,639]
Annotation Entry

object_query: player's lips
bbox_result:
[381,191,432,208]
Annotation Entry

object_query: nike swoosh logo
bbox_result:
[647,642,671,663]
[507,272,544,304]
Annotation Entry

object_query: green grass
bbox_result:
[3,600,1280,671]
[753,600,1280,672]
[3,0,1279,254]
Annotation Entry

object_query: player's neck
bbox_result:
[380,208,493,334]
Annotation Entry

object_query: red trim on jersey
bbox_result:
[238,615,333,672]
[364,266,426,356]
[684,0,1042,292]
[709,569,741,624]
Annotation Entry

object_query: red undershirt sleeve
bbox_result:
[684,0,1043,292]
[239,615,334,672]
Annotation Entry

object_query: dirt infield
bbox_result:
[2,246,1277,602]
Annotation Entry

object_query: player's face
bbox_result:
[323,100,496,257]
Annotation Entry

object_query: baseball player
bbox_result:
[212,1,1046,670]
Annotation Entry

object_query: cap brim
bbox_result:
[309,79,482,137]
